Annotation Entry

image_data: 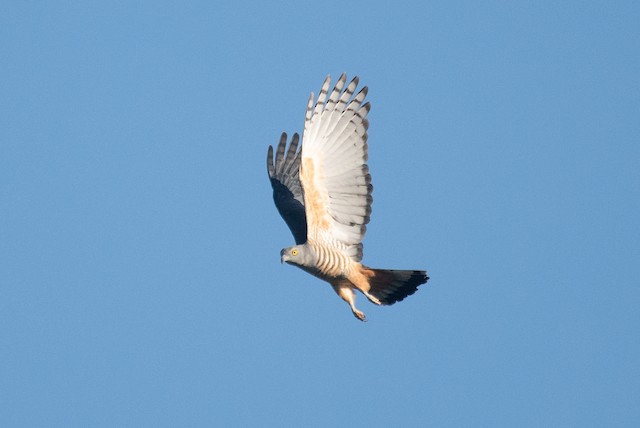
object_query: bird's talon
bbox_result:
[354,310,367,322]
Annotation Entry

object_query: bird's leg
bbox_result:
[332,284,367,322]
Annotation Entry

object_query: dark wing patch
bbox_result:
[267,132,307,245]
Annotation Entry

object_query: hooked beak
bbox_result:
[280,249,286,264]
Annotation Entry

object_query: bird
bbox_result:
[266,74,429,321]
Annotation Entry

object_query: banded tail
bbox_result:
[364,268,429,305]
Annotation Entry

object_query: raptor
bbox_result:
[267,74,429,321]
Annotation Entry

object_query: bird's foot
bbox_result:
[353,309,367,322]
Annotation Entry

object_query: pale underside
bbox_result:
[299,74,372,269]
[297,75,376,321]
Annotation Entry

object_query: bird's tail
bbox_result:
[363,268,429,305]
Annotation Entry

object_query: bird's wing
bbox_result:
[267,132,307,245]
[299,74,372,252]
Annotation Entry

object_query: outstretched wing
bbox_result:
[299,74,372,255]
[267,132,307,245]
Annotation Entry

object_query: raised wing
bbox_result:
[299,74,372,252]
[267,132,307,245]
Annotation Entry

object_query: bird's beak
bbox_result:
[280,249,286,264]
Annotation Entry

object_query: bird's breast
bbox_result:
[308,241,354,279]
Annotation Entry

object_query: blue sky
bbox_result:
[1,1,639,426]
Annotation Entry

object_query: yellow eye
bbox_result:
[291,249,299,256]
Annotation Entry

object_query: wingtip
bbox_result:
[266,145,274,176]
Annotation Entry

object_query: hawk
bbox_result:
[267,74,429,321]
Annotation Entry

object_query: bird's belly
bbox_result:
[296,264,338,282]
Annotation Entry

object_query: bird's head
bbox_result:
[280,244,315,267]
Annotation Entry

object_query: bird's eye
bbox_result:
[291,249,298,256]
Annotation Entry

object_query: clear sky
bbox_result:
[2,1,639,426]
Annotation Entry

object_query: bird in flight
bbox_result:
[267,74,429,321]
